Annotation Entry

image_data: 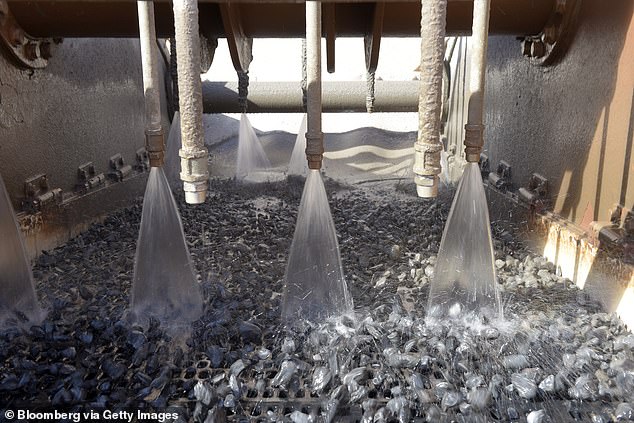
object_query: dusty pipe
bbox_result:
[137,1,165,168]
[305,1,323,170]
[172,0,209,204]
[201,81,420,113]
[413,0,447,198]
[464,0,491,162]
[10,1,556,39]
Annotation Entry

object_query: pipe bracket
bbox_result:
[487,160,512,190]
[0,0,56,69]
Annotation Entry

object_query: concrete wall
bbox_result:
[0,38,170,257]
[485,1,634,227]
[0,39,153,208]
[483,2,634,325]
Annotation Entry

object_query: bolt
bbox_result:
[24,42,39,60]
[543,26,558,45]
[521,39,532,56]
[530,40,546,58]
[39,41,52,59]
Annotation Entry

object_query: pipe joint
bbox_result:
[413,141,442,197]
[145,128,165,167]
[464,123,484,162]
[305,132,324,170]
[413,142,442,174]
[179,149,208,204]
[414,175,439,198]
[413,141,442,198]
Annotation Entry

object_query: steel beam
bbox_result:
[324,3,336,73]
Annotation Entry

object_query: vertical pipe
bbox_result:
[464,0,491,162]
[413,0,447,198]
[137,1,165,167]
[172,0,209,204]
[305,1,324,170]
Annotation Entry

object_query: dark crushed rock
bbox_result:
[0,177,631,423]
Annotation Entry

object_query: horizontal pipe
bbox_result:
[8,0,554,38]
[202,80,420,113]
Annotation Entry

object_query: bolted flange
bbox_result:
[0,0,56,69]
[519,0,581,66]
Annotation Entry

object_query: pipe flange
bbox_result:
[0,0,56,69]
[519,0,581,66]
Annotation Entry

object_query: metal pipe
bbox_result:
[201,80,420,113]
[137,1,165,168]
[9,0,556,39]
[172,0,209,204]
[464,0,491,162]
[305,1,323,170]
[413,0,447,198]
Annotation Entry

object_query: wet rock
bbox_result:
[385,353,418,368]
[569,374,598,400]
[312,366,332,392]
[511,373,537,399]
[342,367,367,386]
[282,338,296,354]
[271,360,296,388]
[389,244,402,260]
[441,391,462,410]
[223,393,235,408]
[503,354,530,370]
[614,335,634,352]
[229,359,245,377]
[256,347,271,360]
[206,346,223,368]
[467,388,491,410]
[322,397,339,423]
[507,407,519,420]
[386,396,409,422]
[615,402,634,421]
[102,359,127,380]
[538,375,557,392]
[527,409,546,423]
[238,321,262,343]
[127,330,147,350]
[60,347,77,360]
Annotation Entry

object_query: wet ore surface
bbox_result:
[1,177,633,423]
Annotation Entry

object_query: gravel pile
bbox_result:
[0,177,632,422]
